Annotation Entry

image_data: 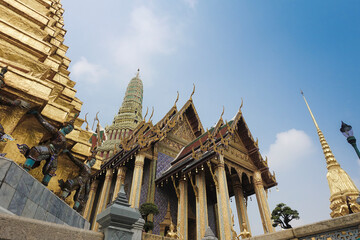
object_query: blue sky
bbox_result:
[62,0,360,236]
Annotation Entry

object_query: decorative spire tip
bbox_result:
[190,84,195,100]
[174,91,179,107]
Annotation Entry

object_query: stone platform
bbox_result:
[0,157,90,229]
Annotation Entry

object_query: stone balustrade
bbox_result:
[0,213,103,240]
[244,212,360,240]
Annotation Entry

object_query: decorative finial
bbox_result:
[190,84,195,100]
[84,113,89,131]
[92,111,100,130]
[174,91,179,107]
[143,107,149,121]
[95,112,99,124]
[136,69,140,78]
[220,106,225,119]
[239,98,243,110]
[149,107,154,122]
[300,89,304,95]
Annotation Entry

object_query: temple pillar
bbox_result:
[112,166,127,202]
[214,155,232,240]
[254,171,274,234]
[231,175,251,235]
[83,180,99,221]
[195,171,208,240]
[177,179,188,240]
[92,168,113,231]
[129,154,145,208]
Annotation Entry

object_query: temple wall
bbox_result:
[153,152,174,235]
[153,187,170,235]
[155,152,172,179]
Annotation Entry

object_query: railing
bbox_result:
[247,212,360,240]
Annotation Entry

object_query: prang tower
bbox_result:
[97,70,143,159]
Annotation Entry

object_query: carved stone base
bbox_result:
[0,157,89,229]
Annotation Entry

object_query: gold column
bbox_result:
[83,180,99,221]
[254,171,274,234]
[129,154,145,208]
[177,179,188,240]
[92,168,113,231]
[112,166,127,202]
[231,175,251,235]
[195,171,208,240]
[214,155,232,240]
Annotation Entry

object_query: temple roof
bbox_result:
[92,97,204,177]
[155,108,277,189]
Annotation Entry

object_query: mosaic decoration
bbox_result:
[300,227,360,240]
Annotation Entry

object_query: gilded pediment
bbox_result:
[225,133,256,171]
[171,117,196,144]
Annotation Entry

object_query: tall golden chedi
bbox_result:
[0,0,95,194]
[97,70,143,160]
[302,92,360,217]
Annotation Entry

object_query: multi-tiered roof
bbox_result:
[97,70,143,159]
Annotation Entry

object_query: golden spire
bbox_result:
[301,91,338,167]
[301,90,319,129]
[301,91,360,217]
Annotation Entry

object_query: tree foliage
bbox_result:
[271,203,299,229]
[139,202,159,232]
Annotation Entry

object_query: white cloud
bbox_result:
[110,6,179,84]
[266,129,315,170]
[71,57,107,83]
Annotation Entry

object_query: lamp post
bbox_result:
[340,121,360,205]
[340,121,360,159]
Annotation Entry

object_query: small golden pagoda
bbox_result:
[302,92,360,217]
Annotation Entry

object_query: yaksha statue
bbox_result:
[59,148,97,212]
[20,111,77,186]
[0,66,30,109]
[0,66,30,151]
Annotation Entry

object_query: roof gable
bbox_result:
[156,107,277,189]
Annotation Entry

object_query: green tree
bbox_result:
[139,202,159,232]
[271,203,299,229]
